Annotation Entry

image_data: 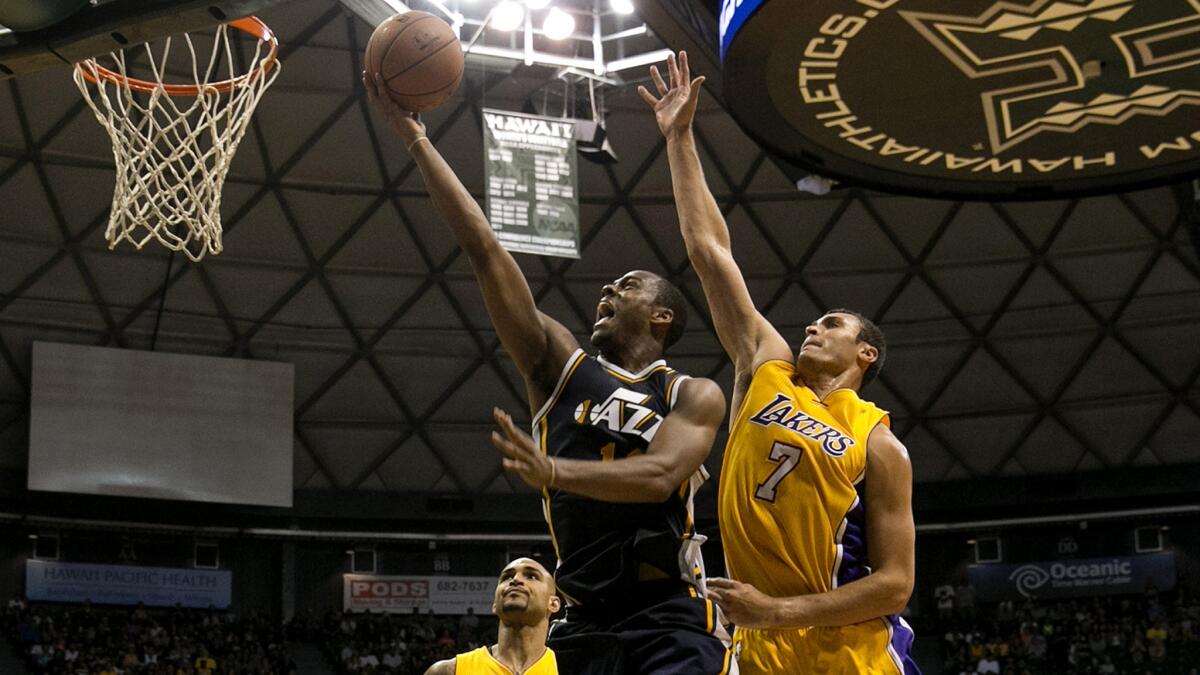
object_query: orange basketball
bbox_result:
[365,11,464,113]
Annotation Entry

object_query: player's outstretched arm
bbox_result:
[639,52,790,391]
[490,377,724,502]
[708,424,915,627]
[424,658,455,675]
[365,73,578,401]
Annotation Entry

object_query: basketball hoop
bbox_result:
[73,17,280,261]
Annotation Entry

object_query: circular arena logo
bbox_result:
[721,0,1200,199]
[1008,564,1051,597]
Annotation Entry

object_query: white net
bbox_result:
[73,21,280,262]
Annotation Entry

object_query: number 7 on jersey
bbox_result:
[754,441,803,502]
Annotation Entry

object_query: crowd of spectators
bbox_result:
[938,585,1200,675]
[5,600,296,675]
[292,607,497,674]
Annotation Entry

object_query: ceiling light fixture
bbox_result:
[610,0,635,14]
[490,0,525,31]
[543,6,574,40]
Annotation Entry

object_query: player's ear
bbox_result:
[650,306,673,327]
[858,342,878,365]
[547,594,561,614]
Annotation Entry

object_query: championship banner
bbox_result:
[344,574,495,615]
[26,560,231,609]
[482,109,580,259]
[968,552,1176,602]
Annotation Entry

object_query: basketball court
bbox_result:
[0,1,1198,673]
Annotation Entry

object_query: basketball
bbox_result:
[365,11,464,112]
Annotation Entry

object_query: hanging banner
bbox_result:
[482,109,580,259]
[344,574,495,615]
[25,560,231,609]
[968,552,1176,601]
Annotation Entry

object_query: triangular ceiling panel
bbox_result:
[1051,193,1155,252]
[482,472,519,494]
[254,90,353,169]
[745,157,795,193]
[989,267,1094,336]
[874,341,968,410]
[217,183,309,263]
[929,413,1037,475]
[251,276,354,346]
[928,349,1034,415]
[8,67,82,140]
[760,283,822,341]
[1146,407,1200,465]
[358,471,388,491]
[376,438,450,492]
[300,427,397,488]
[1013,418,1090,475]
[389,196,465,264]
[1052,250,1154,304]
[1118,321,1200,389]
[808,271,906,320]
[325,204,429,274]
[927,201,1029,263]
[900,425,955,484]
[425,430,507,492]
[301,358,404,422]
[990,331,1097,401]
[807,199,906,272]
[3,164,58,240]
[1060,401,1164,466]
[1062,336,1163,401]
[375,353,476,417]
[326,273,424,328]
[1121,188,1180,234]
[430,364,526,423]
[870,197,955,256]
[993,200,1072,246]
[753,196,849,263]
[0,241,59,294]
[693,109,761,183]
[279,189,382,262]
[922,262,1028,329]
[720,205,788,273]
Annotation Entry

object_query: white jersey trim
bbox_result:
[532,349,587,428]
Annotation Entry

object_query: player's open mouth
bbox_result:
[595,301,615,327]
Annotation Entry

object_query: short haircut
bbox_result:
[652,275,688,350]
[828,308,886,388]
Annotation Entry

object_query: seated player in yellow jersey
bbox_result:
[639,52,921,674]
[425,557,561,675]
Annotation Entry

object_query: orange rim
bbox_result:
[75,17,279,96]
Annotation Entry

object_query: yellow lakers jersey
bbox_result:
[454,646,558,675]
[719,359,889,598]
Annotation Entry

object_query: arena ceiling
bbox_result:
[0,0,1198,525]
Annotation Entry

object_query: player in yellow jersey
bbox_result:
[640,52,921,674]
[425,557,560,675]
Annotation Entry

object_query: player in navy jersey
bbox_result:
[367,75,734,675]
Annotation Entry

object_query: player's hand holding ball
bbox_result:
[363,70,427,152]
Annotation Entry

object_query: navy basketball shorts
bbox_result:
[547,592,733,675]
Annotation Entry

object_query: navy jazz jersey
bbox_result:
[532,349,710,607]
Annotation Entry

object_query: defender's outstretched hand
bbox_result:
[638,50,705,140]
[363,71,427,150]
[491,407,555,491]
